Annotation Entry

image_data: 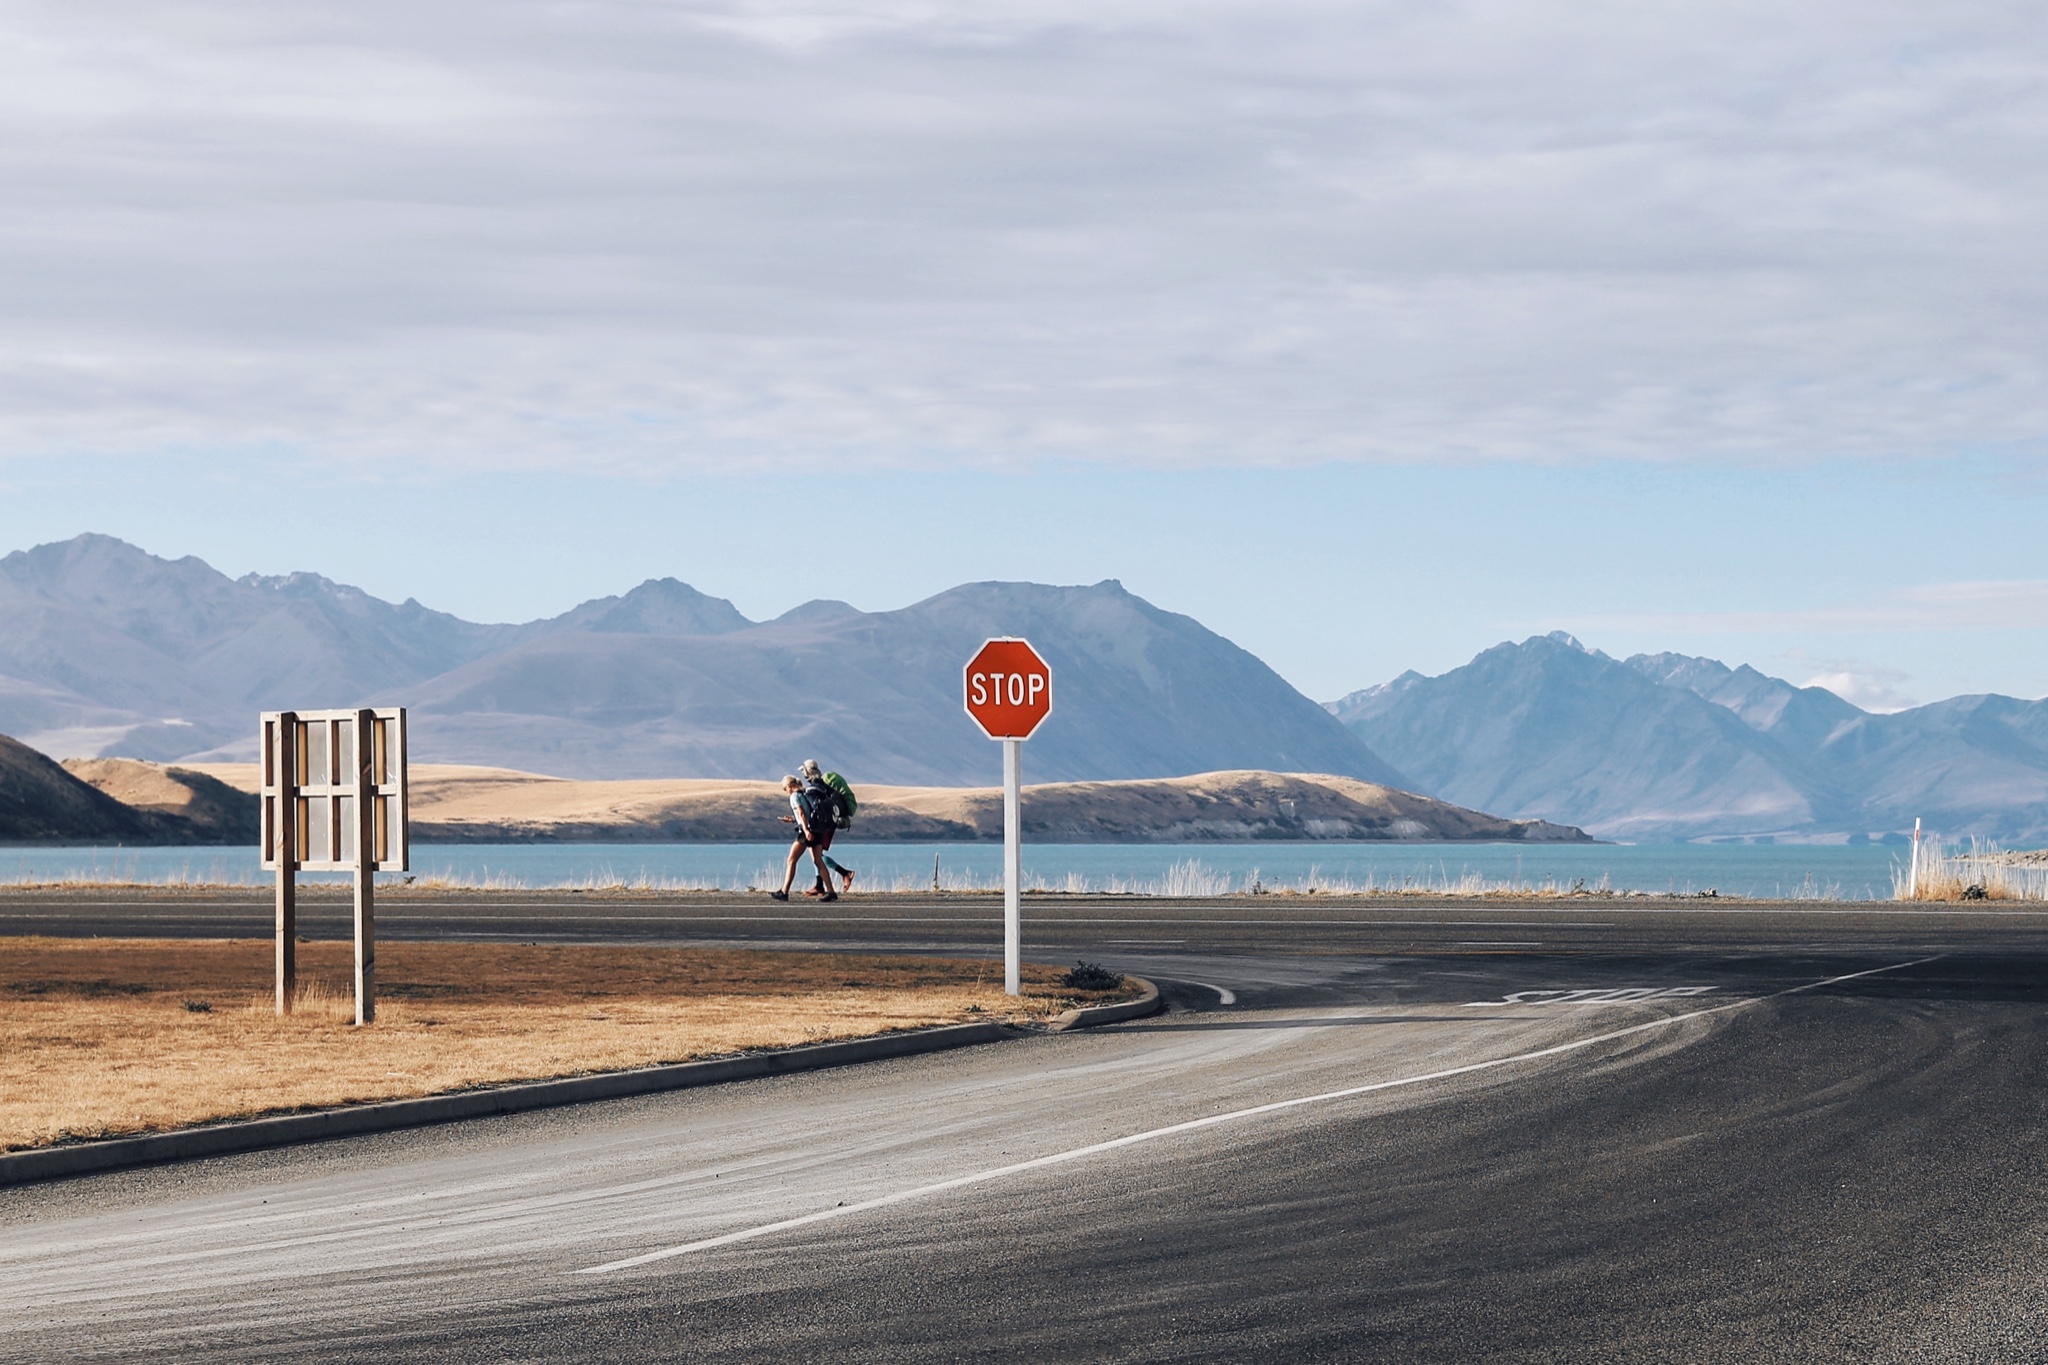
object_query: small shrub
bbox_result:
[1061,961,1122,991]
[182,1000,212,1013]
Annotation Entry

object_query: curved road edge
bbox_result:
[0,1020,1016,1190]
[5,975,1166,1190]
[1047,976,1162,1032]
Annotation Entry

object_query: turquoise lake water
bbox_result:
[0,841,1915,900]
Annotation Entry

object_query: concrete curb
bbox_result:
[0,1020,1014,1189]
[1047,976,1161,1032]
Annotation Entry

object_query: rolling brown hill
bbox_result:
[188,763,1588,844]
[60,759,259,844]
[0,735,154,842]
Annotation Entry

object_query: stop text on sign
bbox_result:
[963,637,1053,740]
[968,671,1045,708]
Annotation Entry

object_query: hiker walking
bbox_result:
[800,759,857,894]
[772,774,837,902]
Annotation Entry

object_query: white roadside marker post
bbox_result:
[963,638,1053,998]
[1909,816,1922,899]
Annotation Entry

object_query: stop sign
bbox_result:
[964,638,1053,740]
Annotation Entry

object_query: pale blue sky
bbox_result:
[1,1,2043,709]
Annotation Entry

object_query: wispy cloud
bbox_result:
[1776,651,1921,712]
[0,2,2044,473]
[1800,674,1916,712]
[1564,581,2048,636]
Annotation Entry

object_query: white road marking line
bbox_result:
[1187,982,1237,1005]
[1465,986,1721,1008]
[576,955,1938,1275]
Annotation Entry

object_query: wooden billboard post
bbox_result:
[352,708,377,1025]
[261,708,409,1023]
[269,711,297,1014]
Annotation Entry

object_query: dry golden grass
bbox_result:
[0,937,1119,1152]
[1892,840,2048,902]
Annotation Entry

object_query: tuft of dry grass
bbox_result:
[1893,839,2048,902]
[0,937,1123,1152]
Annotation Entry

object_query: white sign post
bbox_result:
[1003,736,1020,992]
[963,639,1053,995]
[261,708,409,1023]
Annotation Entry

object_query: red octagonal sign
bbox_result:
[964,637,1053,740]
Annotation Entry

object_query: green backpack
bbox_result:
[823,771,857,828]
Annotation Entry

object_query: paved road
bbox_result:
[6,894,2048,1360]
[9,884,2048,959]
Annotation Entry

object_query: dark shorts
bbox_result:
[808,825,835,852]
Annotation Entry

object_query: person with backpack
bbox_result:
[800,759,858,894]
[771,774,838,902]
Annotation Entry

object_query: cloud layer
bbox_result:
[3,1,2044,472]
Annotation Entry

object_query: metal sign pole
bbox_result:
[962,639,1048,999]
[273,712,298,1016]
[353,709,377,1026]
[1004,736,1021,996]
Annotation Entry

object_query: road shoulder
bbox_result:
[0,1020,1016,1188]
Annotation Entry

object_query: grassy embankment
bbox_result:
[1,938,1120,1152]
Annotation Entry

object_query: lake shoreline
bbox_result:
[0,838,1978,901]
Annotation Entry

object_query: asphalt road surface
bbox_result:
[6,890,2048,1360]
[9,883,2048,958]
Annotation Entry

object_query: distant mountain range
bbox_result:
[1329,632,2048,843]
[0,535,1404,788]
[11,535,2045,843]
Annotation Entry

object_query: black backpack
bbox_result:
[802,779,841,831]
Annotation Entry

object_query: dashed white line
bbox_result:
[576,954,1938,1275]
